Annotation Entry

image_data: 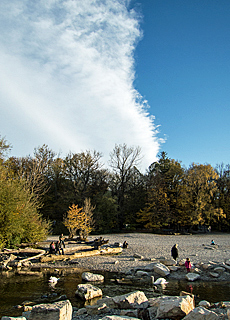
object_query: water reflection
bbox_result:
[1,271,230,317]
[163,280,230,303]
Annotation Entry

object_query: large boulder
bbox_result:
[159,258,177,266]
[155,295,194,319]
[26,300,72,320]
[75,283,102,300]
[183,306,218,319]
[111,291,149,309]
[152,262,170,276]
[96,291,149,310]
[81,272,104,282]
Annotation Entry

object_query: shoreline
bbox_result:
[42,232,230,278]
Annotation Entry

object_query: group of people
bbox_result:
[171,243,191,273]
[171,239,215,272]
[49,234,65,255]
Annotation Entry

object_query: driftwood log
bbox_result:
[0,248,46,268]
[40,246,122,263]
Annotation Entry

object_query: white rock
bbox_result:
[28,300,72,320]
[156,295,194,319]
[152,262,170,276]
[81,272,104,282]
[159,258,177,266]
[185,273,200,281]
[183,306,218,319]
[198,300,211,308]
[75,284,102,300]
[111,291,149,309]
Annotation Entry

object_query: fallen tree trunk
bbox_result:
[40,247,122,263]
[1,249,46,268]
[20,250,46,263]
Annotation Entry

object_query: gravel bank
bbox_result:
[47,232,230,273]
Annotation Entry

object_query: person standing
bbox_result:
[185,258,192,272]
[59,234,66,248]
[171,244,178,261]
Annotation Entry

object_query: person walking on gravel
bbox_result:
[171,244,178,262]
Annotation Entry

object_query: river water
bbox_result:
[1,270,230,317]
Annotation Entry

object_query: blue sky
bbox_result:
[134,0,230,168]
[0,0,229,171]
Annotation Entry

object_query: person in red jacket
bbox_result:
[185,257,192,272]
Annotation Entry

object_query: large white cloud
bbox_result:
[0,0,162,170]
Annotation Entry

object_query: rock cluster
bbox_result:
[2,289,230,320]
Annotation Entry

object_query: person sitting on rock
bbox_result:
[55,240,64,255]
[49,241,56,254]
[211,239,215,245]
[185,257,192,273]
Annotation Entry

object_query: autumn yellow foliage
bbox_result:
[63,204,92,240]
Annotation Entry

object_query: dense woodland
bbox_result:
[0,135,230,248]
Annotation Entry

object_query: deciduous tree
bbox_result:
[63,204,92,240]
[109,143,142,228]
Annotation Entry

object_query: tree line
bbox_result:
[0,135,230,247]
